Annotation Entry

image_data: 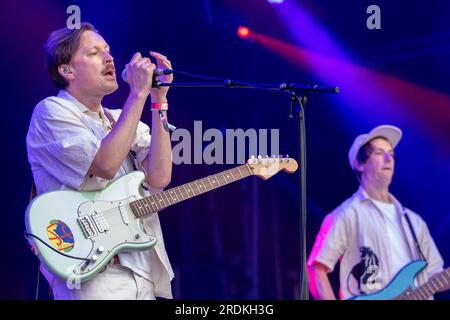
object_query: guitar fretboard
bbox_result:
[129,164,253,218]
[399,267,450,300]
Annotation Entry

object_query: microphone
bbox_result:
[121,68,173,83]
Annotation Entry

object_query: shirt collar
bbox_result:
[57,90,90,113]
[356,186,371,203]
[355,186,404,211]
[57,89,111,131]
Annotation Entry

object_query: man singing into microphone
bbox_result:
[26,22,174,299]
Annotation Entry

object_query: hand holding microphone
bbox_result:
[122,51,174,101]
[121,67,173,84]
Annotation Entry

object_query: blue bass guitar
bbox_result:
[351,260,450,300]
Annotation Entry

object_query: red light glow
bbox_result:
[237,26,250,39]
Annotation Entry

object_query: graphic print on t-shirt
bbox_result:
[349,246,381,294]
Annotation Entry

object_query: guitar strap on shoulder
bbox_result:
[403,209,427,262]
[103,109,116,129]
[103,109,139,171]
[104,109,148,191]
[30,180,37,201]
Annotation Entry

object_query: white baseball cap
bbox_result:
[348,125,402,170]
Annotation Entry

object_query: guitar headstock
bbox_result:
[247,155,298,180]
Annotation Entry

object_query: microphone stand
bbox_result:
[156,75,339,300]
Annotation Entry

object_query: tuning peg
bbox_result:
[285,154,289,158]
[250,155,255,159]
[257,155,262,159]
[271,155,276,158]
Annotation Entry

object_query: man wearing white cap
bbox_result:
[307,125,447,299]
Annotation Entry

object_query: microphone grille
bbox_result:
[121,68,128,83]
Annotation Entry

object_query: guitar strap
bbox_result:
[103,109,140,172]
[403,208,427,262]
[30,181,37,201]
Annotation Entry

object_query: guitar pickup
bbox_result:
[92,212,110,233]
[78,215,98,239]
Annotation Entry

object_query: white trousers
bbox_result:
[50,264,156,300]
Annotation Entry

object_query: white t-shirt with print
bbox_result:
[307,187,444,299]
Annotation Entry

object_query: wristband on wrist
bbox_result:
[158,110,177,132]
[151,102,169,111]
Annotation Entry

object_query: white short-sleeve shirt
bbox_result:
[26,90,174,298]
[307,186,444,300]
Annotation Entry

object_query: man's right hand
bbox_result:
[124,52,157,97]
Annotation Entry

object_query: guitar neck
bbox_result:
[402,267,450,300]
[130,164,253,217]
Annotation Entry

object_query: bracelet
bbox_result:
[158,110,177,132]
[151,102,169,111]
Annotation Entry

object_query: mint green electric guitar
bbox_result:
[25,156,298,283]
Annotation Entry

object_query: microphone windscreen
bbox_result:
[121,68,128,83]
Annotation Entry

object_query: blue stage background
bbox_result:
[0,0,449,299]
